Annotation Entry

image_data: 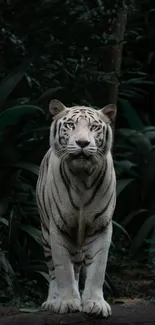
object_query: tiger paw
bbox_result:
[82,298,111,317]
[42,297,82,313]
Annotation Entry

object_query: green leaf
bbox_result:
[115,160,137,178]
[119,90,144,100]
[143,127,155,143]
[124,78,155,86]
[0,217,9,226]
[19,308,41,313]
[15,193,36,204]
[116,128,152,156]
[115,128,137,138]
[118,99,144,130]
[20,225,42,246]
[36,271,50,282]
[18,126,50,139]
[0,250,15,289]
[8,209,14,245]
[121,210,147,228]
[116,179,134,198]
[113,220,131,241]
[140,152,155,201]
[5,162,39,176]
[104,279,113,294]
[120,85,148,97]
[0,58,32,108]
[0,199,9,215]
[130,215,155,256]
[13,180,34,191]
[36,87,63,103]
[0,105,44,132]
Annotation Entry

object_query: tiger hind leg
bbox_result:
[41,253,59,310]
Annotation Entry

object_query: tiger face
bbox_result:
[49,100,116,170]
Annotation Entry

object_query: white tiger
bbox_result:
[36,99,116,317]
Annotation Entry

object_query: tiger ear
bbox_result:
[99,104,117,123]
[49,99,67,119]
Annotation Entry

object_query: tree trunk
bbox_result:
[98,1,129,107]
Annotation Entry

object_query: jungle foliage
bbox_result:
[0,0,155,302]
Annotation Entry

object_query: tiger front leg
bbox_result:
[82,221,112,318]
[45,224,81,314]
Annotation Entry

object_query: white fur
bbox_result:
[36,103,116,317]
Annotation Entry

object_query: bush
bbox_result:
[0,0,155,302]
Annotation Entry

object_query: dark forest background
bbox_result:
[0,0,155,308]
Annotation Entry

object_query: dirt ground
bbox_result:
[108,263,155,300]
[0,302,155,325]
[1,258,155,325]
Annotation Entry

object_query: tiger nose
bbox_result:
[76,140,90,148]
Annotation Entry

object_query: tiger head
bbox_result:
[49,100,117,171]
